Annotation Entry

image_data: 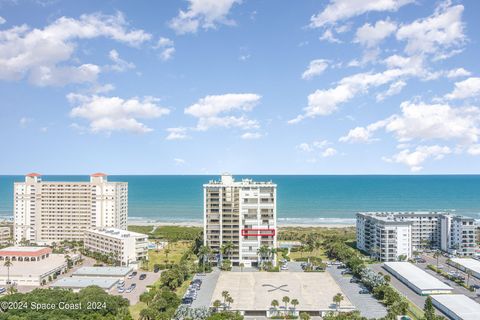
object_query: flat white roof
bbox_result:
[431,294,480,320]
[450,258,480,274]
[0,254,66,277]
[52,277,118,289]
[87,228,147,239]
[73,266,132,277]
[211,272,354,312]
[384,262,452,291]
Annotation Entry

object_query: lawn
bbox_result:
[147,241,193,271]
[150,225,202,241]
[129,302,147,320]
[128,225,202,241]
[128,225,154,234]
[289,247,329,261]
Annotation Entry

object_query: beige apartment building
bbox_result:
[0,226,11,245]
[84,228,148,266]
[204,174,277,267]
[14,173,127,244]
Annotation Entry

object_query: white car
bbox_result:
[117,287,125,293]
[281,265,288,270]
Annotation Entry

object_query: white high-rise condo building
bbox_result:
[14,173,128,244]
[357,212,477,261]
[204,174,277,267]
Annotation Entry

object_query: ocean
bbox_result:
[1,175,480,224]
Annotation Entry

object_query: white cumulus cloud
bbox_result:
[310,0,413,28]
[68,94,170,134]
[0,12,151,86]
[154,37,175,61]
[169,0,241,34]
[383,145,451,172]
[355,19,397,47]
[396,3,465,58]
[302,59,329,80]
[444,77,480,100]
[166,127,190,140]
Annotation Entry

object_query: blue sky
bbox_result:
[1,0,480,174]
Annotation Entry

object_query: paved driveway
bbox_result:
[190,268,221,308]
[328,266,388,319]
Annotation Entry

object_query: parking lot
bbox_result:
[109,270,162,304]
[189,268,221,308]
[327,265,388,319]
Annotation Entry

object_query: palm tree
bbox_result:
[291,299,299,315]
[282,296,290,315]
[221,290,230,310]
[333,293,344,311]
[221,241,234,261]
[433,251,440,269]
[226,296,234,309]
[213,299,222,312]
[198,245,211,273]
[257,245,271,269]
[4,258,12,285]
[164,248,171,262]
[7,285,17,295]
[466,269,472,288]
[271,299,279,316]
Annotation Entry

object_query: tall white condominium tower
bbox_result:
[14,173,128,244]
[357,212,477,262]
[204,174,277,267]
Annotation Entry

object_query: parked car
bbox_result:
[350,277,359,283]
[139,274,147,280]
[117,280,125,287]
[281,265,288,271]
[117,287,125,293]
[125,284,136,293]
[0,287,5,294]
[359,289,370,294]
[154,266,160,273]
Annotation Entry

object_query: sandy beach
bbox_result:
[128,219,355,228]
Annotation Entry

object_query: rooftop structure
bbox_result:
[72,266,133,278]
[210,271,355,317]
[204,174,277,267]
[448,258,480,280]
[383,262,453,295]
[14,173,128,244]
[431,294,480,320]
[52,277,119,291]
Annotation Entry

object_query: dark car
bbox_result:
[359,289,370,294]
[154,266,160,273]
[139,274,147,280]
[350,277,359,283]
[132,271,138,276]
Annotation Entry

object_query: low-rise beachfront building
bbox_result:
[383,262,453,295]
[357,212,478,261]
[0,226,11,244]
[431,294,480,320]
[204,174,277,267]
[13,173,128,244]
[448,258,480,280]
[72,266,133,279]
[210,271,355,317]
[84,228,148,266]
[0,247,72,286]
[51,277,119,292]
